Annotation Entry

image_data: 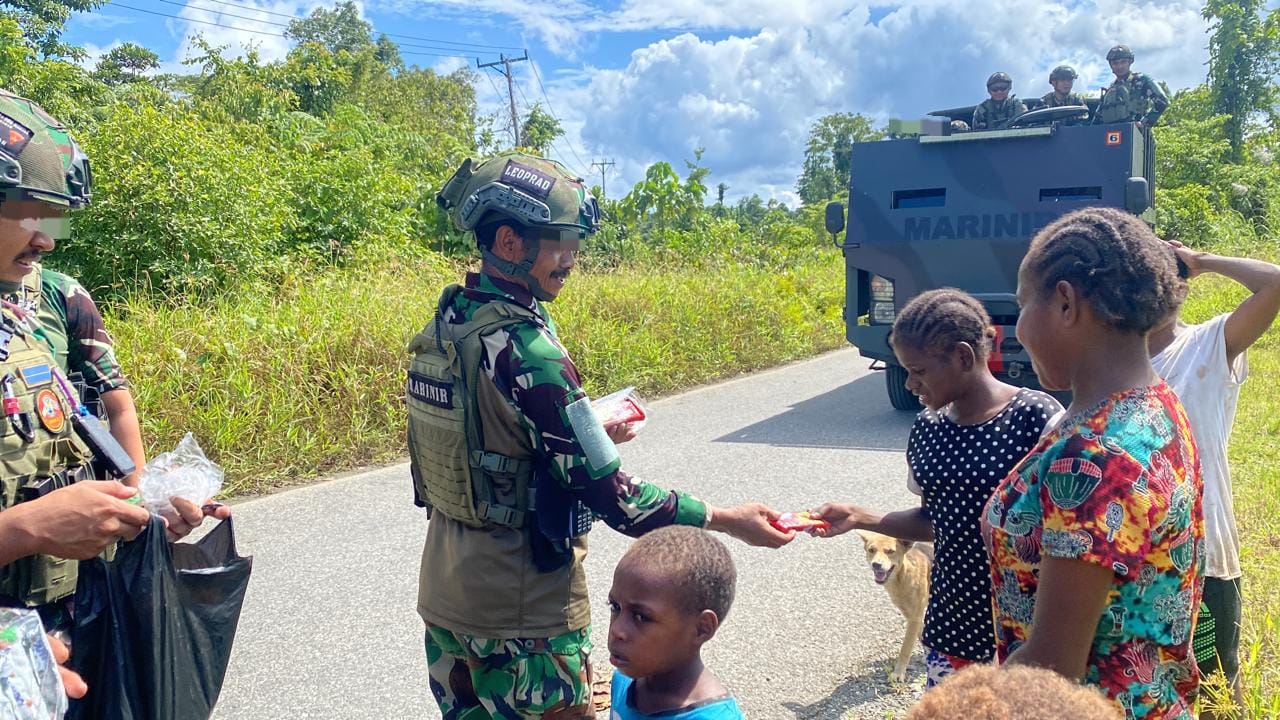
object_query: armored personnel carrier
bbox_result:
[825,105,1155,410]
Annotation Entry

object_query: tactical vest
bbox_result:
[1097,75,1146,123]
[0,303,94,607]
[406,285,538,529]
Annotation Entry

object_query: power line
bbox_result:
[164,0,525,51]
[528,61,589,173]
[148,0,495,55]
[104,1,479,59]
[480,68,514,144]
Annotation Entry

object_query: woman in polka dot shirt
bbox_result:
[815,289,1062,687]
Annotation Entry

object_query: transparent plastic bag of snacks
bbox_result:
[138,433,224,515]
[0,606,68,719]
[590,387,649,432]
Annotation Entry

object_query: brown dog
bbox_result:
[856,530,932,682]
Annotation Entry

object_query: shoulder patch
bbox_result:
[35,388,64,433]
[19,363,52,388]
[501,160,556,200]
[0,112,33,157]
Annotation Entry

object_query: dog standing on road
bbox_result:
[856,530,933,682]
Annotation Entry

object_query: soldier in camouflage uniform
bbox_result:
[0,90,157,701]
[1095,45,1169,128]
[972,72,1028,131]
[1041,65,1086,108]
[413,152,793,719]
[0,90,228,630]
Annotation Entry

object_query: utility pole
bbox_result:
[478,52,529,147]
[590,159,615,200]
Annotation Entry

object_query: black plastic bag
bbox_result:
[68,516,252,720]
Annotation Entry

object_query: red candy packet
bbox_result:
[771,511,830,533]
[592,387,649,430]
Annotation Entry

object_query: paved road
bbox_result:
[211,348,927,720]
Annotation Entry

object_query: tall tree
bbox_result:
[285,1,373,54]
[795,113,882,206]
[93,42,158,85]
[1204,0,1280,160]
[520,103,562,154]
[2,0,103,59]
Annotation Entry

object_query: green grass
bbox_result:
[104,250,845,496]
[1179,273,1279,717]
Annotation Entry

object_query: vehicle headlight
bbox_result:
[869,275,896,324]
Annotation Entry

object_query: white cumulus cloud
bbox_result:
[540,0,1211,201]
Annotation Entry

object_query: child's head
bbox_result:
[607,526,736,679]
[1016,207,1186,390]
[904,664,1121,719]
[889,288,996,410]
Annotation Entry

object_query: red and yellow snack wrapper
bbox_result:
[771,511,830,532]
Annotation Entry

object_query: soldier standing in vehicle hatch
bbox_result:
[1095,46,1169,129]
[1041,66,1086,109]
[972,72,1028,131]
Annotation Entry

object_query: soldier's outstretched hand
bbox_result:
[706,502,794,548]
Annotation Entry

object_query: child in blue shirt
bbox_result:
[607,526,744,720]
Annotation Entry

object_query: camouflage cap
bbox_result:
[987,72,1012,88]
[437,153,600,238]
[0,89,92,209]
[1106,45,1134,61]
[1049,65,1078,81]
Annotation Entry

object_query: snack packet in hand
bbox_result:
[591,387,648,431]
[771,511,830,533]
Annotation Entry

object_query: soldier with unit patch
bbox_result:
[415,152,793,719]
[972,72,1028,131]
[0,89,230,640]
[1095,46,1169,128]
[1041,66,1086,109]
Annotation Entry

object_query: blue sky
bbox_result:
[65,0,1215,203]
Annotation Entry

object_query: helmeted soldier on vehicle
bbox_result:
[414,152,793,719]
[1041,65,1086,109]
[972,72,1028,131]
[1095,45,1169,128]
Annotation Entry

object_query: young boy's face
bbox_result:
[607,559,706,679]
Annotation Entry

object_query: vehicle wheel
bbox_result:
[886,364,922,412]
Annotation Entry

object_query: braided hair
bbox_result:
[1021,207,1185,333]
[890,288,997,359]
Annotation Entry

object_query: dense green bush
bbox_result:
[64,102,294,294]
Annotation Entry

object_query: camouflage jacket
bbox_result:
[972,97,1028,131]
[416,272,707,638]
[446,272,706,530]
[1040,91,1086,108]
[0,267,128,394]
[1096,72,1169,125]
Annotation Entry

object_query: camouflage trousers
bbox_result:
[424,622,594,719]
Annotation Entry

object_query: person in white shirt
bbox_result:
[1149,241,1280,716]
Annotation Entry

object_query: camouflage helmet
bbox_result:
[0,89,92,209]
[437,153,600,239]
[1106,45,1134,61]
[986,72,1012,88]
[1049,65,1078,81]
